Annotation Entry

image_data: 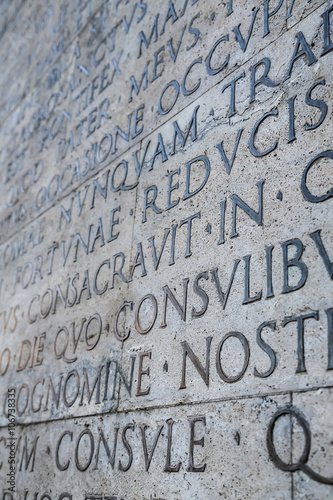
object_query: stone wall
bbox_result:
[0,0,332,498]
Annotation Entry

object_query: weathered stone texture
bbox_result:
[0,0,332,498]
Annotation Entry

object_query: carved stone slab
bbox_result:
[0,0,332,498]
